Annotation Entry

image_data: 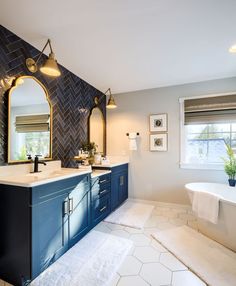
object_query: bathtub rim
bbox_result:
[185,182,236,207]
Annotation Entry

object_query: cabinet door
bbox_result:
[111,172,120,211]
[32,192,69,278]
[68,175,91,247]
[118,170,128,204]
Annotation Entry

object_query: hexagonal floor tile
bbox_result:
[143,227,160,237]
[124,226,143,234]
[109,273,120,286]
[118,256,142,276]
[129,234,151,246]
[160,252,187,271]
[150,238,168,252]
[94,222,112,233]
[157,221,176,230]
[117,276,149,286]
[110,230,130,238]
[172,271,206,286]
[140,262,172,285]
[106,223,125,231]
[134,246,160,263]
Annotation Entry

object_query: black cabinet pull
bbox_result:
[100,206,107,212]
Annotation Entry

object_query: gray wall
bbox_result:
[107,77,236,204]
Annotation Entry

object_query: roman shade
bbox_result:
[184,94,236,125]
[15,114,50,133]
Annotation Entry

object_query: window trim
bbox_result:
[179,91,236,170]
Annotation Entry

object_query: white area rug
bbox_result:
[31,230,133,286]
[152,226,236,286]
[104,201,154,229]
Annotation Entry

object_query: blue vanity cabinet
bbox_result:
[110,164,128,211]
[0,173,91,286]
[92,164,128,212]
[68,175,91,248]
[31,174,91,278]
[31,191,69,277]
[91,173,111,227]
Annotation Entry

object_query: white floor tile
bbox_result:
[144,216,158,228]
[160,252,187,271]
[107,223,125,231]
[127,244,135,255]
[150,238,168,252]
[109,273,120,286]
[134,246,160,263]
[172,271,206,286]
[124,226,143,234]
[157,221,176,230]
[110,229,130,239]
[118,256,142,276]
[130,234,151,246]
[94,222,112,233]
[143,227,160,237]
[169,218,186,227]
[117,276,149,286]
[140,262,172,285]
[178,213,196,222]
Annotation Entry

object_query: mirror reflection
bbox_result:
[89,107,105,155]
[8,76,52,162]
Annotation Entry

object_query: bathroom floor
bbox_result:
[0,202,205,286]
[97,201,205,286]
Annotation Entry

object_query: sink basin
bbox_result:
[0,168,91,187]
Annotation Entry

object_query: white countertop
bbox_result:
[92,155,129,168]
[93,160,129,168]
[0,168,91,187]
[91,169,111,178]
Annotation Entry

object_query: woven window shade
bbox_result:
[184,94,236,125]
[15,114,49,133]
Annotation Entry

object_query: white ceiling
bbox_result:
[1,0,236,94]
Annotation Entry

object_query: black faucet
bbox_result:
[33,155,47,173]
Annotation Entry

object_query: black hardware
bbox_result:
[126,132,139,136]
[33,155,47,173]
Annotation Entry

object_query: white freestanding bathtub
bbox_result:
[185,182,236,252]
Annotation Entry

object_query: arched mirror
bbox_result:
[8,76,52,163]
[89,107,105,155]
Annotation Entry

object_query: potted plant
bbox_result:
[81,142,98,164]
[222,145,236,187]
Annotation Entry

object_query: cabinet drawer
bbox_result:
[31,174,90,205]
[91,182,110,200]
[92,173,110,187]
[92,193,111,226]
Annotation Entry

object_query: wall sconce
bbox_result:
[26,39,61,77]
[105,88,117,109]
[0,76,16,92]
[94,88,117,109]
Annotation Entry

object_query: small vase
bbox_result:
[228,179,236,187]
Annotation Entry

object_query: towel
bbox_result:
[128,132,137,151]
[192,191,222,224]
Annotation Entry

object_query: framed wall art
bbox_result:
[150,133,168,151]
[149,113,168,132]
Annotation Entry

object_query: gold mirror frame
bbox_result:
[8,75,53,163]
[88,106,106,155]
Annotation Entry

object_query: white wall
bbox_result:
[107,77,236,204]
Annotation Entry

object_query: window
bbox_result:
[180,93,236,169]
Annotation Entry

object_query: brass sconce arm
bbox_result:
[26,39,61,77]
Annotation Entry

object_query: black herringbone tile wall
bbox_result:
[0,25,106,167]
